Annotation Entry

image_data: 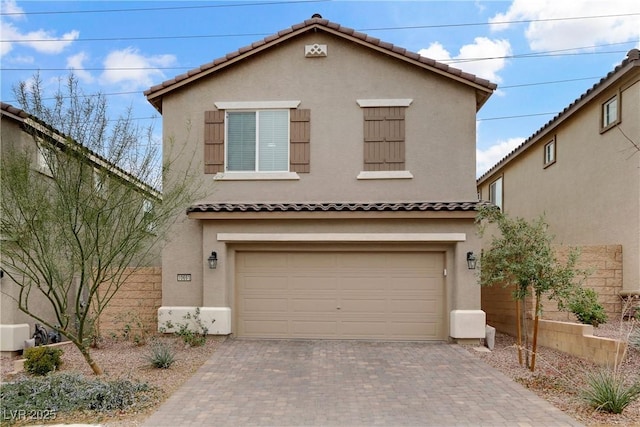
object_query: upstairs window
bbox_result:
[227,110,289,172]
[204,102,310,176]
[36,141,55,177]
[489,176,503,210]
[544,138,556,167]
[601,95,618,131]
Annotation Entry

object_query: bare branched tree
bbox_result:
[1,74,200,375]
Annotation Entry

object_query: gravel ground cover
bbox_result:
[1,321,638,426]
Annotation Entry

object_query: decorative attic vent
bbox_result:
[305,44,327,58]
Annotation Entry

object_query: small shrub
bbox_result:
[147,342,176,369]
[160,308,213,347]
[581,369,640,414]
[0,372,158,418]
[23,346,63,376]
[568,287,608,327]
[114,310,150,346]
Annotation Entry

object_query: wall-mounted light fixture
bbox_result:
[207,251,218,269]
[466,251,477,270]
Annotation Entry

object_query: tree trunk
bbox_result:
[516,299,523,366]
[530,294,541,372]
[522,297,530,369]
[76,342,103,375]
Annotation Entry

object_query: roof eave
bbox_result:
[145,21,497,113]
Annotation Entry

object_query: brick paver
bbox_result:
[143,340,584,426]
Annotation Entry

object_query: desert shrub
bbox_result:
[23,346,63,376]
[160,308,213,347]
[568,287,608,327]
[0,372,158,419]
[581,369,640,414]
[115,310,150,346]
[147,341,176,369]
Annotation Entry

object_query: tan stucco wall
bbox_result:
[1,114,61,330]
[161,31,479,204]
[478,76,640,293]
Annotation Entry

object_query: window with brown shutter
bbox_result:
[204,108,310,174]
[363,107,405,171]
[204,110,225,174]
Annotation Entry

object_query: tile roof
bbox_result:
[145,15,497,112]
[477,48,640,184]
[187,201,490,214]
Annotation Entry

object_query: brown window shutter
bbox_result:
[204,110,225,174]
[290,109,311,173]
[363,107,405,171]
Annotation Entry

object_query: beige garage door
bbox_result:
[236,251,445,340]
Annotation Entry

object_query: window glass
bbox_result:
[603,96,618,128]
[489,177,503,209]
[544,140,555,165]
[227,110,288,172]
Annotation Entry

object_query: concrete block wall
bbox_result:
[536,320,627,366]
[483,245,623,330]
[98,267,162,338]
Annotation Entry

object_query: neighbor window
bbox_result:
[36,142,55,177]
[489,176,503,210]
[226,110,289,172]
[544,138,556,167]
[602,95,618,130]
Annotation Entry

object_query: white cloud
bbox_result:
[490,0,640,52]
[418,37,512,83]
[67,52,94,83]
[1,0,25,19]
[477,137,524,177]
[0,17,79,57]
[100,48,176,89]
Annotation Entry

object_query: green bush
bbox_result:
[568,287,608,327]
[581,369,640,414]
[160,307,213,347]
[146,341,176,369]
[23,346,63,376]
[0,372,158,420]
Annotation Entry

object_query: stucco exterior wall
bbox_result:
[478,76,640,294]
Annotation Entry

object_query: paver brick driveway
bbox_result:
[143,340,583,426]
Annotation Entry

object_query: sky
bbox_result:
[1,0,639,177]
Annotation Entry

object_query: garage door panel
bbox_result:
[236,251,445,340]
[243,275,289,290]
[340,297,386,313]
[289,276,339,291]
[341,277,387,291]
[291,298,338,313]
[243,297,288,312]
[292,320,338,335]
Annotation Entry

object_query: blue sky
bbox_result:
[1,0,639,176]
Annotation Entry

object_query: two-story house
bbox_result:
[477,49,640,332]
[145,15,496,341]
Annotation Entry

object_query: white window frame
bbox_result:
[601,95,618,131]
[36,140,55,177]
[544,138,556,167]
[489,176,503,210]
[224,109,291,173]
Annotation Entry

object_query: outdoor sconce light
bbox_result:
[466,251,477,270]
[207,251,218,269]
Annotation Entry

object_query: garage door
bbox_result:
[236,251,445,340]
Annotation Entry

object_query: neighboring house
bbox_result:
[0,102,161,352]
[145,15,496,341]
[477,49,640,331]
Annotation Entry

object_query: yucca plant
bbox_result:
[581,369,640,414]
[146,342,176,369]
